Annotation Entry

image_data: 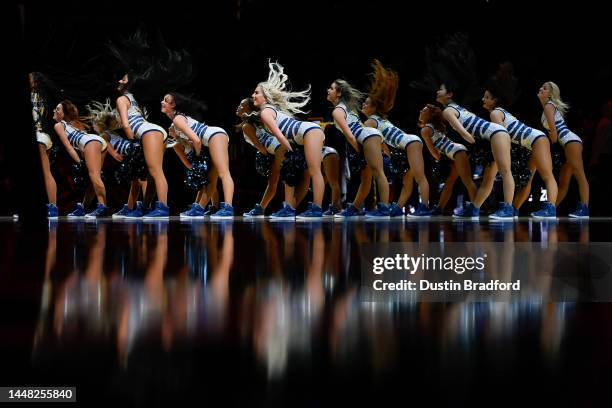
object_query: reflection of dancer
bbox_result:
[30,73,58,218]
[252,61,326,219]
[117,225,168,365]
[538,82,589,218]
[53,100,109,217]
[53,226,108,338]
[418,104,477,213]
[362,60,431,217]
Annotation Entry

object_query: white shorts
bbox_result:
[386,133,422,150]
[199,126,229,147]
[36,131,52,150]
[557,131,582,148]
[354,127,382,145]
[78,134,108,152]
[322,146,338,161]
[128,115,168,142]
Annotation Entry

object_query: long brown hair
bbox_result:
[419,104,446,133]
[367,59,399,117]
[60,100,89,131]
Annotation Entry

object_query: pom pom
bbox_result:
[255,151,272,177]
[388,147,410,177]
[346,142,366,174]
[184,152,209,191]
[510,144,532,189]
[71,160,89,194]
[431,157,452,185]
[280,147,307,187]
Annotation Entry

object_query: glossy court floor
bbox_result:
[1,217,611,406]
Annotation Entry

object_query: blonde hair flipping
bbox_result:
[259,60,311,116]
[546,81,570,117]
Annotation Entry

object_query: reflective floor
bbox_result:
[2,217,612,406]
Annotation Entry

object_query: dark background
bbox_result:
[2,0,611,222]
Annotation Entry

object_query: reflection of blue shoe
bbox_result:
[531,202,556,219]
[270,202,296,219]
[68,203,86,218]
[453,202,480,219]
[407,203,433,218]
[335,203,363,218]
[514,207,519,219]
[210,202,234,219]
[47,203,58,219]
[180,203,206,218]
[296,202,323,220]
[489,202,515,220]
[243,204,265,218]
[322,205,341,218]
[365,203,390,219]
[389,203,404,217]
[85,203,108,218]
[142,201,170,220]
[569,202,589,219]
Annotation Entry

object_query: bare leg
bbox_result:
[303,130,325,206]
[142,131,168,204]
[363,136,389,204]
[406,143,429,206]
[38,144,57,204]
[83,142,106,205]
[208,135,234,206]
[322,153,341,209]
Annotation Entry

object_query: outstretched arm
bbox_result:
[442,108,475,144]
[172,115,202,156]
[543,104,558,143]
[332,108,360,152]
[242,123,268,154]
[116,96,135,140]
[260,108,293,152]
[54,123,81,163]
[420,126,441,160]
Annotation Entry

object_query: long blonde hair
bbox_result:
[259,61,311,116]
[333,79,365,113]
[86,99,121,134]
[367,59,399,117]
[546,81,570,117]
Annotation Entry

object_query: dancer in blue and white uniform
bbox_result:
[327,78,390,218]
[418,104,477,214]
[437,83,515,219]
[53,100,109,218]
[362,60,431,217]
[116,74,170,219]
[161,92,234,219]
[251,61,326,219]
[482,68,558,219]
[538,81,589,218]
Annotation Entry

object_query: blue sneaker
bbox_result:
[203,205,218,216]
[569,202,589,219]
[85,203,108,218]
[389,203,404,217]
[270,202,296,219]
[124,202,144,219]
[429,205,442,216]
[210,202,234,219]
[453,202,480,219]
[296,202,323,220]
[142,201,170,220]
[407,202,432,218]
[489,202,515,220]
[322,204,341,218]
[243,204,265,218]
[47,203,58,219]
[365,203,391,219]
[112,203,134,219]
[68,203,86,218]
[531,202,556,219]
[180,203,206,219]
[334,203,363,218]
